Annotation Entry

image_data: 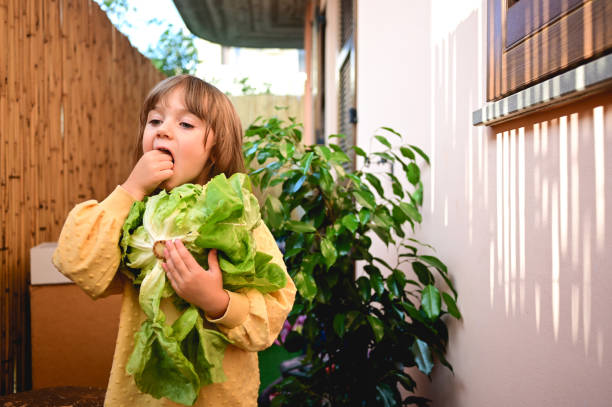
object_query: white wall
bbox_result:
[352,1,612,405]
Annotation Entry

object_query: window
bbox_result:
[487,0,612,101]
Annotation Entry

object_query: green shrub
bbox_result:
[245,117,461,406]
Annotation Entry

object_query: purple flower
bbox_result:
[275,315,306,345]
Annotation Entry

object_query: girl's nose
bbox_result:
[156,122,173,139]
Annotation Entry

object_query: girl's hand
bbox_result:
[121,150,174,200]
[162,240,229,319]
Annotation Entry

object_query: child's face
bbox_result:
[142,86,214,190]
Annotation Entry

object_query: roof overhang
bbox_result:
[173,0,306,49]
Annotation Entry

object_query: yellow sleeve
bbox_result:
[206,222,297,352]
[52,185,136,299]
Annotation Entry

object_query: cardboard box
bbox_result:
[30,243,122,389]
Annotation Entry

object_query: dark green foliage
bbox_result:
[244,117,461,406]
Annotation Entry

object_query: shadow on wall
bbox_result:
[489,99,608,364]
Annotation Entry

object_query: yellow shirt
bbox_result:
[52,185,296,407]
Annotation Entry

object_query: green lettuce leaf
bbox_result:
[119,173,287,405]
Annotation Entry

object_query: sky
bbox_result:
[94,0,305,95]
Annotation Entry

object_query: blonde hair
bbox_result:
[135,75,245,184]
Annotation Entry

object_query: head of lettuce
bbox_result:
[119,173,286,405]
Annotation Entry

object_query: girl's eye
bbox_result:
[180,122,194,129]
[149,119,161,125]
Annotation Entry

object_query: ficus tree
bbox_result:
[244,116,461,407]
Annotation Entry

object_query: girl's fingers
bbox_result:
[166,240,189,276]
[207,249,220,273]
[158,169,174,179]
[164,248,184,285]
[157,161,174,170]
[175,240,200,270]
[162,262,177,286]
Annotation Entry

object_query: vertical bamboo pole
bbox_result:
[0,0,10,394]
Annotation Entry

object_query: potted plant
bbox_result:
[245,117,461,406]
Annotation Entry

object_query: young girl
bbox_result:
[52,75,296,406]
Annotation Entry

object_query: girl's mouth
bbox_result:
[157,147,174,163]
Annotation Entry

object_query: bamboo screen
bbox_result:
[0,0,164,393]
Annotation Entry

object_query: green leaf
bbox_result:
[419,255,448,274]
[381,126,402,138]
[408,237,435,251]
[367,315,385,342]
[400,146,415,160]
[406,162,420,185]
[442,292,462,319]
[347,173,363,187]
[394,371,416,392]
[373,151,395,162]
[369,269,385,296]
[410,144,430,164]
[373,226,393,246]
[243,141,258,157]
[280,141,295,159]
[373,210,394,229]
[300,152,314,174]
[171,307,198,342]
[399,202,422,223]
[359,208,372,225]
[412,262,431,285]
[411,338,433,375]
[333,313,346,338]
[365,173,384,196]
[294,271,317,301]
[352,145,368,158]
[421,285,441,319]
[400,302,429,325]
[249,166,265,176]
[319,167,333,195]
[388,172,404,199]
[386,273,401,298]
[373,256,394,272]
[332,162,346,178]
[413,181,424,206]
[284,246,303,259]
[330,150,350,164]
[374,135,392,149]
[356,277,371,302]
[353,189,376,210]
[321,238,338,269]
[286,220,316,233]
[314,145,332,161]
[345,310,361,330]
[264,195,284,229]
[376,383,395,407]
[392,269,407,290]
[127,321,201,405]
[341,213,359,233]
[287,174,306,193]
[392,205,407,224]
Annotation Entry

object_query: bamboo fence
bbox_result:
[0,0,164,393]
[229,94,304,131]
